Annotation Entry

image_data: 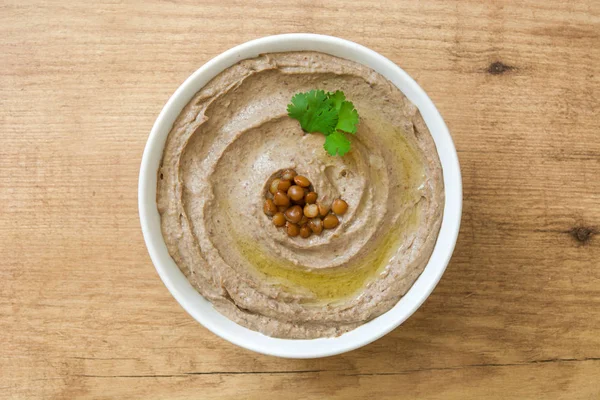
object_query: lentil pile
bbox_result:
[263,169,348,238]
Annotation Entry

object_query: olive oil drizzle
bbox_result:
[236,204,420,302]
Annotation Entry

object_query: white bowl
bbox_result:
[139,33,462,358]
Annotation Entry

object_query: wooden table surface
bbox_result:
[2,1,599,399]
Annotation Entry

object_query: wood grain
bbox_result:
[1,0,599,399]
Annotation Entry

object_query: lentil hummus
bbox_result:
[157,52,444,339]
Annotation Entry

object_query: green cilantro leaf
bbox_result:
[286,90,338,135]
[328,90,346,111]
[287,89,360,156]
[324,131,351,156]
[335,100,359,134]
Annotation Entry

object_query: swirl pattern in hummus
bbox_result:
[157,52,444,339]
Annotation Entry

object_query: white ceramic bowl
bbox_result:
[139,33,462,358]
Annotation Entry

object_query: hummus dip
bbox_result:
[157,52,444,339]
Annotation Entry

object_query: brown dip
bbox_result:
[157,52,444,339]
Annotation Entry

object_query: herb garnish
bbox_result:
[287,90,359,156]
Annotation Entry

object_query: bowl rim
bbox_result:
[139,33,462,359]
